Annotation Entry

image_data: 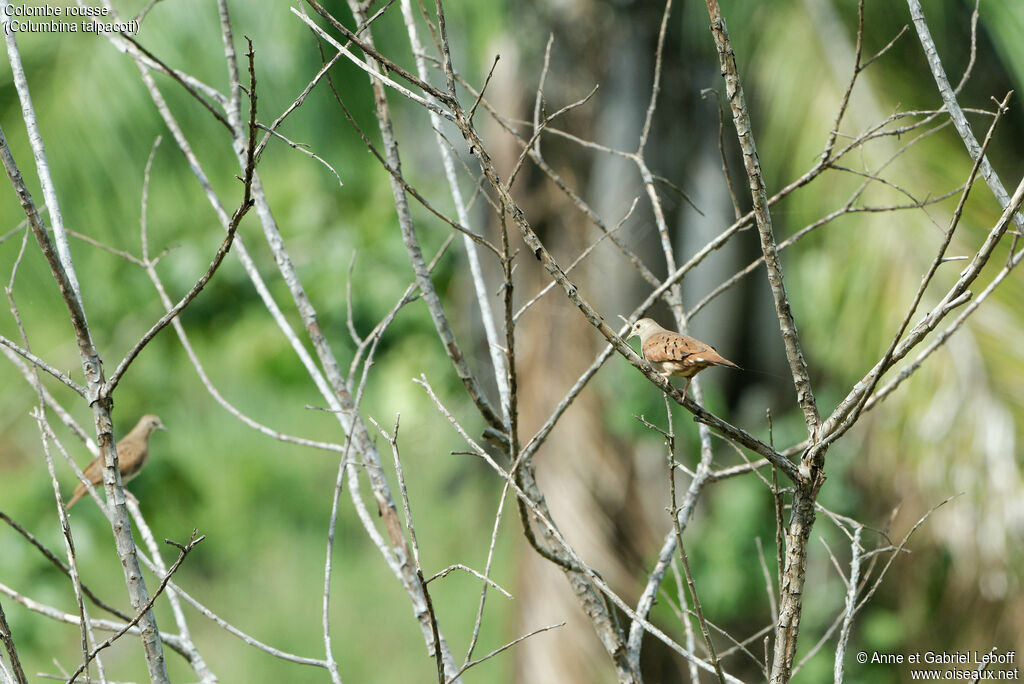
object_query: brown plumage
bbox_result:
[65,414,166,510]
[628,318,738,394]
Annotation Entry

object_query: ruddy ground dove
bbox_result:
[628,318,738,394]
[65,414,166,510]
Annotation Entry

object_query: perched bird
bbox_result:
[628,318,739,395]
[65,414,166,510]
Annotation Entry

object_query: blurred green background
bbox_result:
[1,0,1022,682]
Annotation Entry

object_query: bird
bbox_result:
[65,414,166,510]
[627,318,739,395]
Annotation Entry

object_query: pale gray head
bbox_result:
[627,318,665,343]
[138,414,167,435]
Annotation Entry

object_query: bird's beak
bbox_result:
[156,423,167,431]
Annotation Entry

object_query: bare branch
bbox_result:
[833,527,863,684]
[705,0,821,449]
[907,0,1024,231]
[66,532,206,683]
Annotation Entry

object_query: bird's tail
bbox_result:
[705,350,740,369]
[64,485,86,510]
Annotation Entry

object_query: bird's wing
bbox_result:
[118,439,147,480]
[644,333,738,367]
[642,332,708,362]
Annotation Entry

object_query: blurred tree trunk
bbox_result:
[479,1,757,680]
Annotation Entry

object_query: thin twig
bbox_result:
[907,0,1024,231]
[103,38,260,397]
[66,532,206,683]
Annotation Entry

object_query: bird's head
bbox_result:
[627,318,660,342]
[140,415,166,434]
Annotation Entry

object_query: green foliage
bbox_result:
[1,0,1021,681]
